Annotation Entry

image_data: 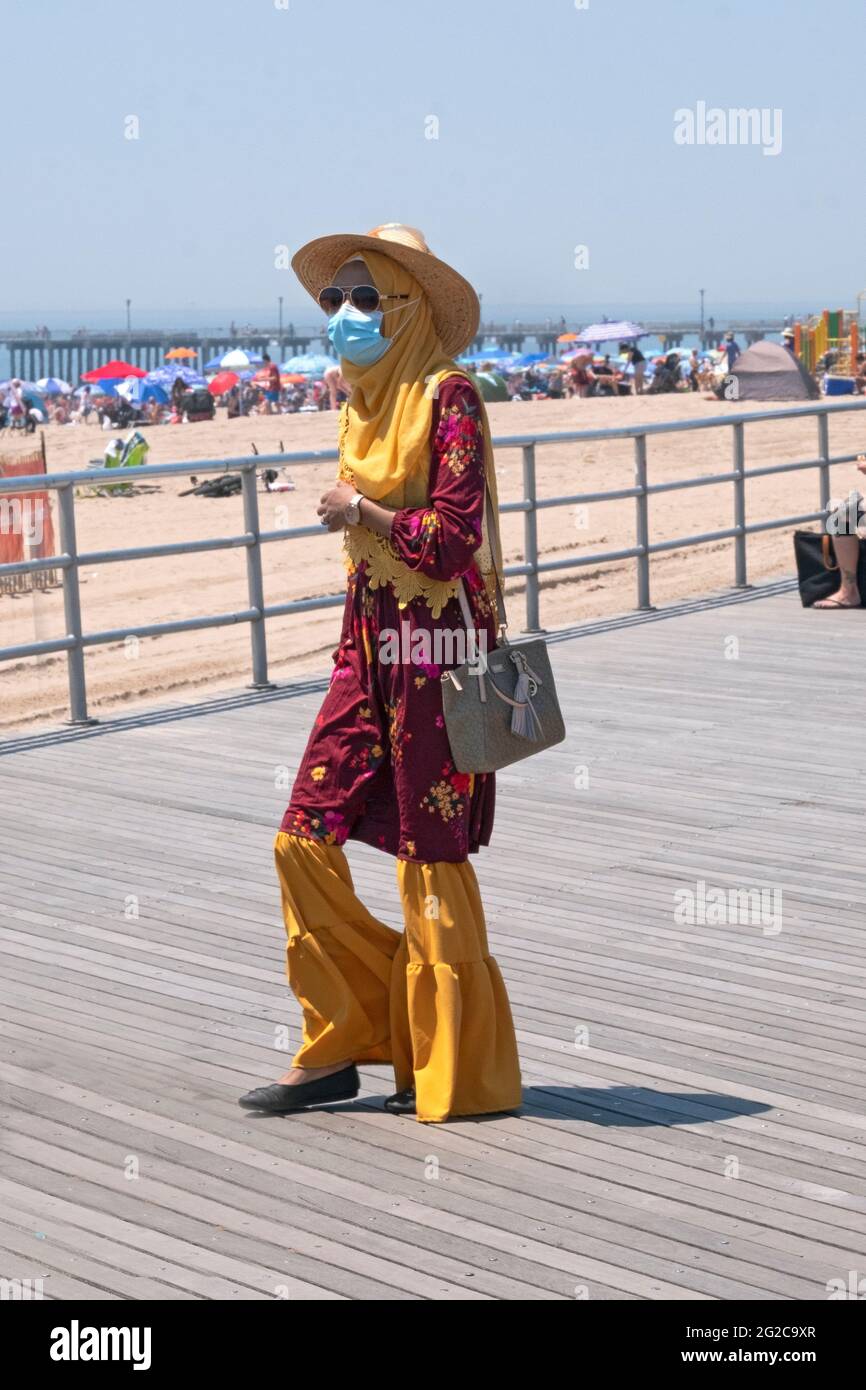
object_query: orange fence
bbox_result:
[0,437,59,595]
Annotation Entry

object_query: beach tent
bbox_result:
[471,370,509,402]
[727,340,819,401]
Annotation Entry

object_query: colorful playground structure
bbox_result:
[792,309,859,381]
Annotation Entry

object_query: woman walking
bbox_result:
[240,224,522,1123]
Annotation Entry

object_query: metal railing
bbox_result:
[1,399,863,724]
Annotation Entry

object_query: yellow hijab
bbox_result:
[337,247,503,617]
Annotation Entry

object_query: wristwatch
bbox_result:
[343,491,365,526]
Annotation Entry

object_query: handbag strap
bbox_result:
[822,534,839,571]
[483,481,508,630]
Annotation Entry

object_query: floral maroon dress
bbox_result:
[280,377,498,864]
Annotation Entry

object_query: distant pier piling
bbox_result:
[0,319,787,379]
[1,328,317,381]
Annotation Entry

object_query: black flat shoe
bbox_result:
[239,1064,359,1113]
[384,1087,416,1115]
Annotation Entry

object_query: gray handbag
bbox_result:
[441,494,566,774]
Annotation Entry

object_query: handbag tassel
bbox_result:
[511,670,543,740]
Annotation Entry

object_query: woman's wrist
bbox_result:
[358,496,394,539]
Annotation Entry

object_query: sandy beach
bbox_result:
[2,392,863,732]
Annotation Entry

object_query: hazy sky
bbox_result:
[5,0,864,320]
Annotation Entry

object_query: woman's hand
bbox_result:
[317,482,356,531]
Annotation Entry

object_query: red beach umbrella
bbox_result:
[81,359,147,381]
[207,370,239,396]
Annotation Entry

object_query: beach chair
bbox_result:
[80,431,150,497]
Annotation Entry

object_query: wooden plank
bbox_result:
[1,587,865,1299]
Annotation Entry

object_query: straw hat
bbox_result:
[291,223,480,357]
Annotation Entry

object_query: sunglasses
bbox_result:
[318,284,411,315]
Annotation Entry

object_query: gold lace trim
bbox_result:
[338,396,462,618]
[342,525,459,619]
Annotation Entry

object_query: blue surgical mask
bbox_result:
[327,302,391,366]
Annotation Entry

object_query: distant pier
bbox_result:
[0,319,787,378]
[0,328,317,381]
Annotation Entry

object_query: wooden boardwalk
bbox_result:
[1,578,865,1301]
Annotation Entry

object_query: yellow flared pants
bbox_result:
[273,831,522,1123]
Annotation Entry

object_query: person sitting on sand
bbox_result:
[170,376,187,419]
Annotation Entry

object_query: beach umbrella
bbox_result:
[165,346,197,360]
[117,377,170,406]
[282,373,308,384]
[1,379,43,396]
[575,321,646,344]
[556,332,579,343]
[82,359,147,381]
[458,348,514,366]
[208,370,239,396]
[74,383,112,397]
[219,348,263,370]
[36,377,73,395]
[146,365,206,388]
[279,352,338,375]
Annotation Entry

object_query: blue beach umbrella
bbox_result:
[36,377,73,395]
[117,377,170,406]
[575,320,646,344]
[279,352,338,375]
[146,366,206,388]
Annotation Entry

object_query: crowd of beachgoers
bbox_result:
[0,348,346,435]
[3,328,859,437]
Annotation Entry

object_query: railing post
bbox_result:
[241,464,275,690]
[732,421,749,588]
[56,482,95,725]
[817,411,831,523]
[521,443,541,632]
[633,434,653,610]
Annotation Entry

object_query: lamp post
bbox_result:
[699,288,705,343]
[125,298,131,333]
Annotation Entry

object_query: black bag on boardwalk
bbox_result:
[793,530,866,606]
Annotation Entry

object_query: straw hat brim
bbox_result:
[291,233,480,358]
